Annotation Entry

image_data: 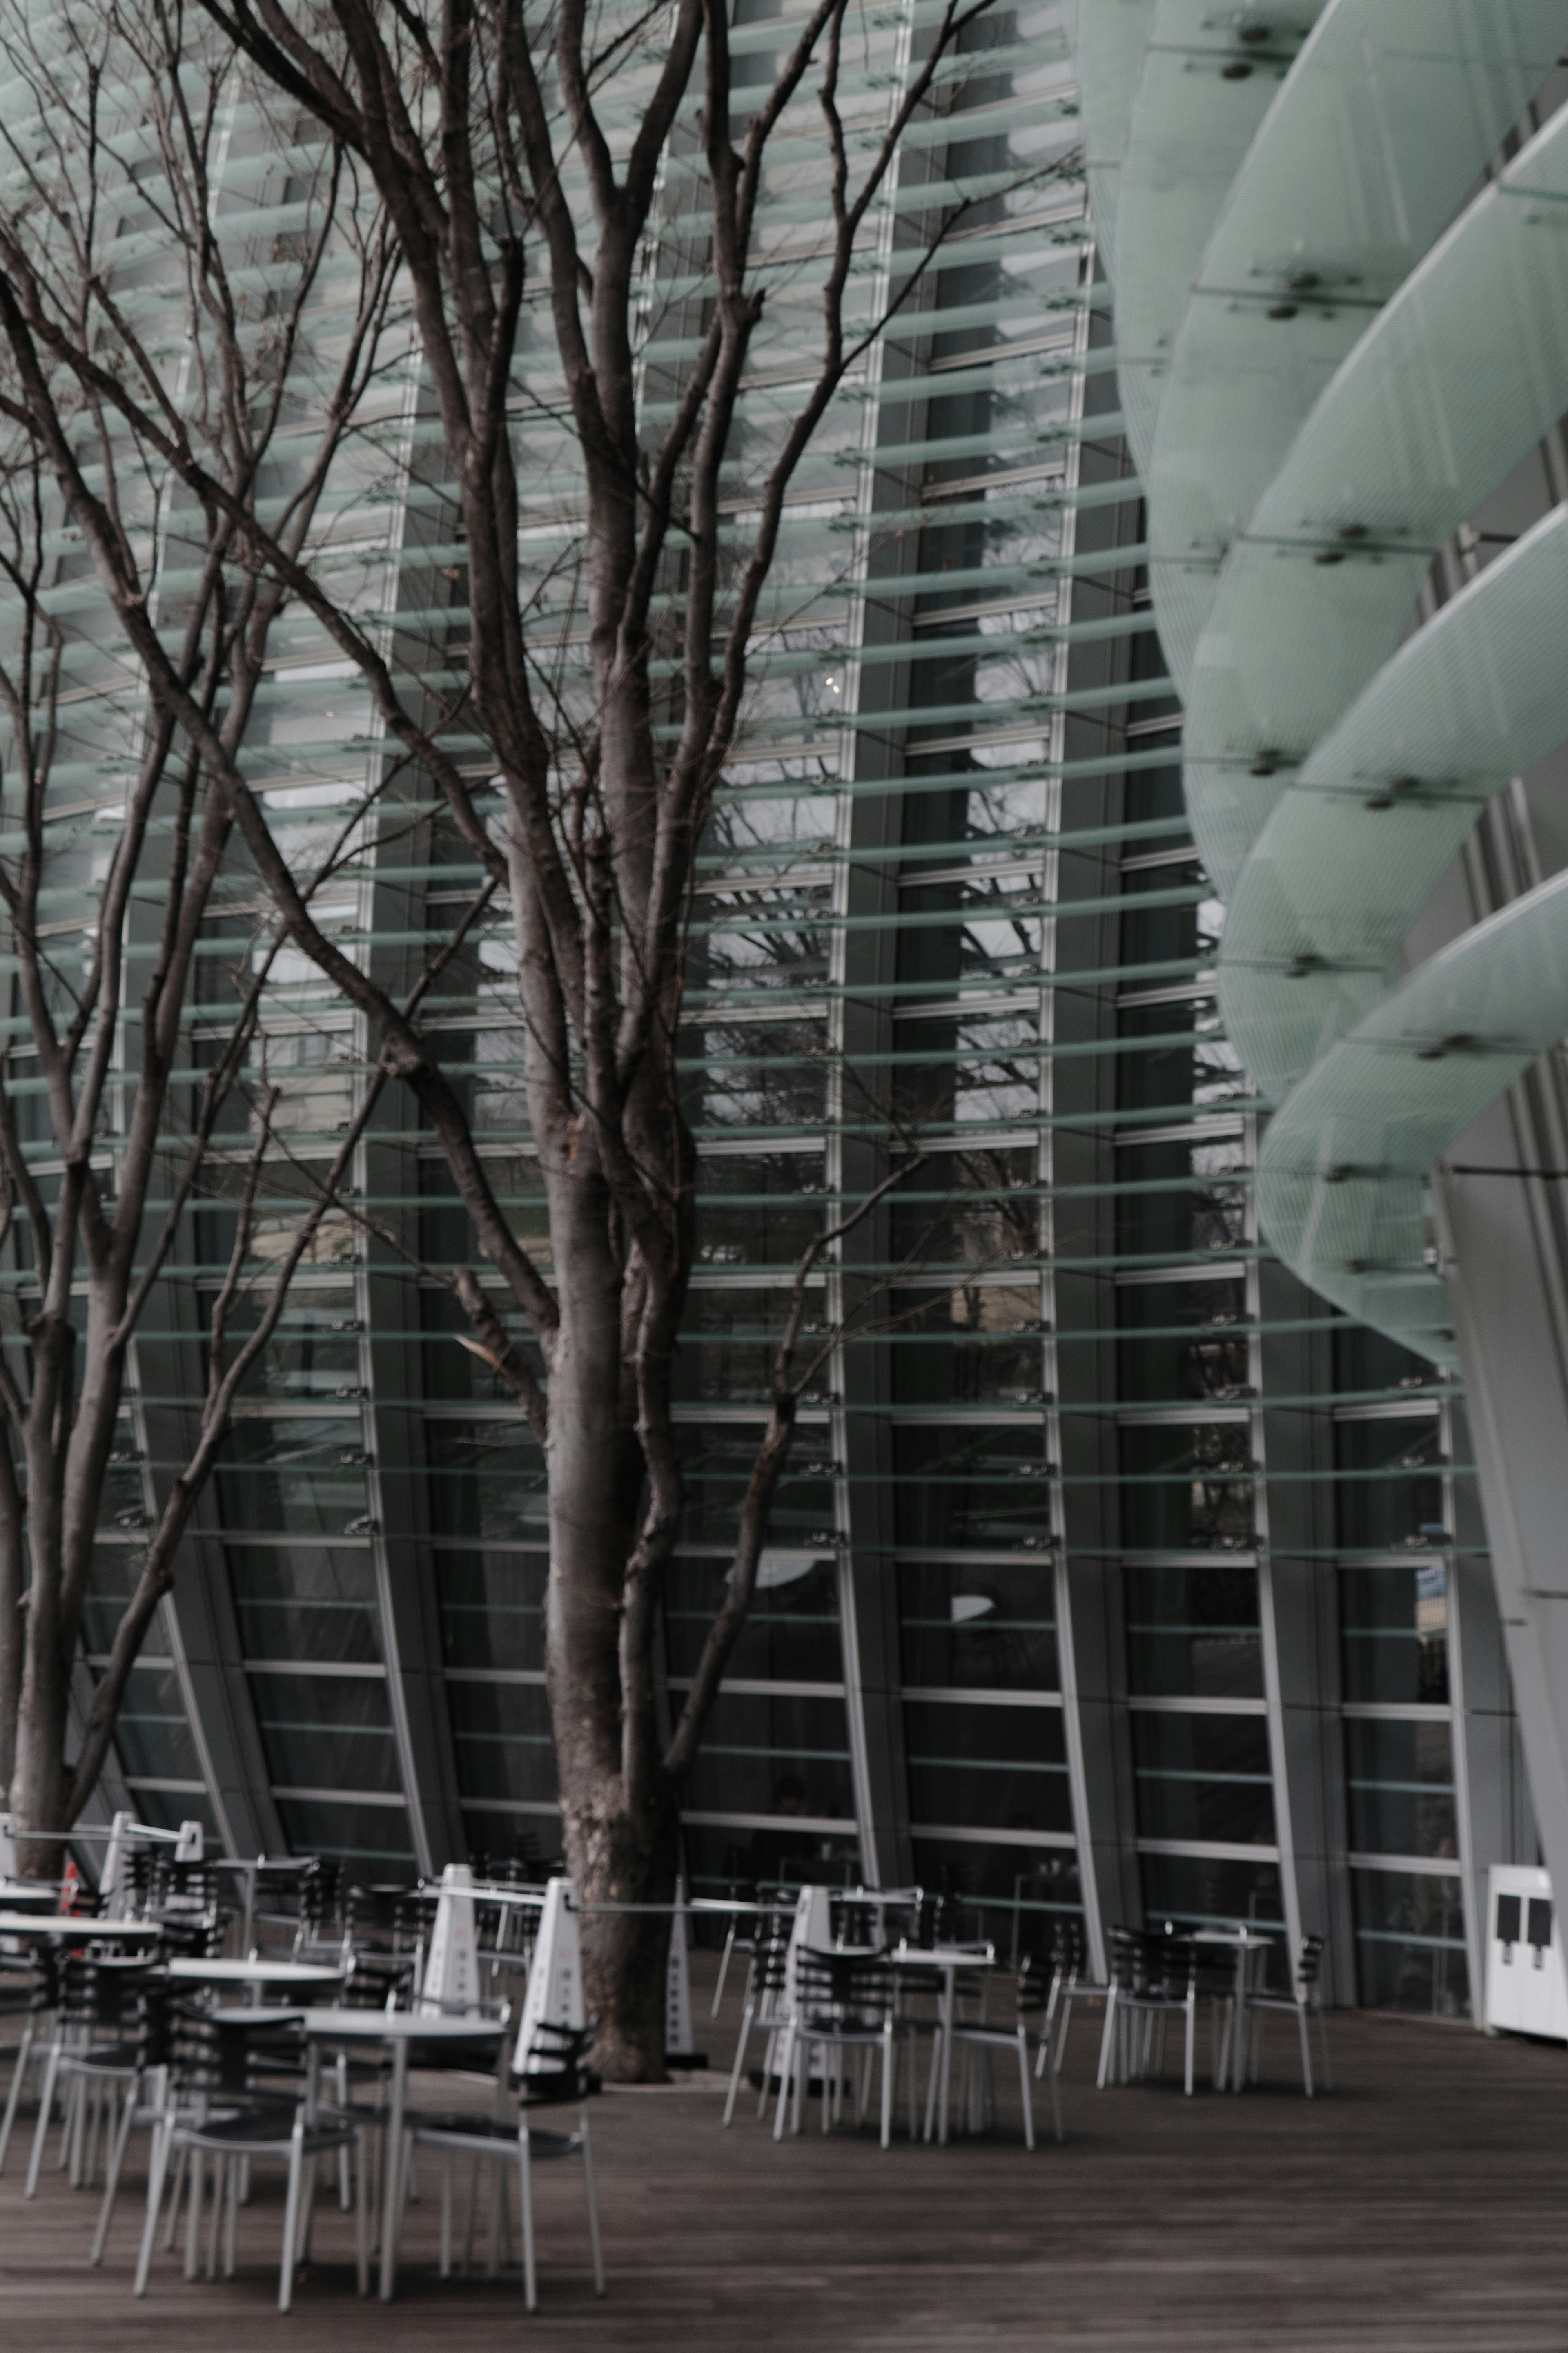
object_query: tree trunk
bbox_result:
[565,1769,680,2084]
[542,1145,682,2080]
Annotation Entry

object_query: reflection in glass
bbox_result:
[1351,1867,1468,2016]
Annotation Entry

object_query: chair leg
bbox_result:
[880,2027,894,2151]
[1316,2007,1332,2092]
[1296,1999,1314,2098]
[772,2020,797,2141]
[1015,2029,1035,2153]
[164,2143,189,2249]
[0,2017,35,2174]
[439,2152,453,2277]
[91,2077,140,2265]
[24,2037,64,2198]
[224,2153,241,2279]
[1052,1994,1074,2078]
[755,2023,777,2120]
[354,2130,370,2297]
[135,2120,172,2299]
[517,2127,537,2313]
[1183,1992,1196,2098]
[712,1925,735,2018]
[205,2149,225,2280]
[336,2054,352,2210]
[280,2135,305,2314]
[1095,1989,1117,2090]
[722,2000,753,2126]
[580,2112,605,2295]
[184,2145,205,2281]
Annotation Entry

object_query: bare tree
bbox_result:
[0,0,1065,2069]
[0,1,416,1867]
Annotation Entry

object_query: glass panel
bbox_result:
[272,1797,416,1874]
[438,1549,548,1672]
[1131,1713,1276,1847]
[1334,1418,1446,1549]
[214,1418,369,1539]
[893,1424,1050,1550]
[446,1680,558,1807]
[1351,1867,1470,2017]
[1116,1276,1248,1407]
[249,1672,400,1794]
[229,1546,382,1664]
[1345,1717,1458,1860]
[898,1559,1058,1690]
[904,1699,1071,1836]
[679,1692,855,1832]
[664,1555,844,1684]
[911,1837,1081,1950]
[1339,1563,1449,1703]
[681,1820,861,1904]
[110,1665,205,1785]
[1118,1422,1255,1551]
[1138,1851,1285,1939]
[1125,1563,1263,1700]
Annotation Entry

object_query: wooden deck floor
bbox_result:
[3,1952,1567,2352]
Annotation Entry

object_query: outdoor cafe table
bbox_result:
[0,1910,163,1942]
[167,1956,347,1996]
[297,2005,510,2301]
[1191,1929,1273,2090]
[887,1941,998,2146]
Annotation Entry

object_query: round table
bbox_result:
[0,1911,163,1940]
[167,1957,347,1993]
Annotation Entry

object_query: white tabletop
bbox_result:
[0,1912,162,1938]
[298,2007,508,2042]
[168,1958,347,1987]
[1191,1930,1272,1950]
[209,2005,309,2027]
[891,1942,996,1967]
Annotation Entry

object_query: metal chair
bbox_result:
[947,1954,1064,2148]
[134,2009,369,2311]
[1238,1931,1331,2096]
[1096,1929,1234,2097]
[1038,1918,1110,2078]
[0,1945,59,2175]
[722,1908,794,2125]
[24,1953,158,2198]
[398,2016,604,2310]
[773,1948,918,2149]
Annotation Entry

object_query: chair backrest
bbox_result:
[167,2004,306,2101]
[58,1953,159,2033]
[340,1948,415,2008]
[796,1947,899,2028]
[1014,1954,1053,2020]
[510,2016,595,2105]
[1296,1932,1325,1992]
[1051,1918,1087,1983]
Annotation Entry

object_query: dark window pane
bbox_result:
[1345,1718,1457,1860]
[1339,1563,1449,1703]
[1131,1713,1276,1847]
[898,1559,1058,1690]
[904,1700,1070,1836]
[1125,1563,1262,1699]
[1351,1867,1469,2017]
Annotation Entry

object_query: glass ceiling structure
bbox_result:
[9,0,1556,2022]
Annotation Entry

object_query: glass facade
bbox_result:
[14,0,1544,2022]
